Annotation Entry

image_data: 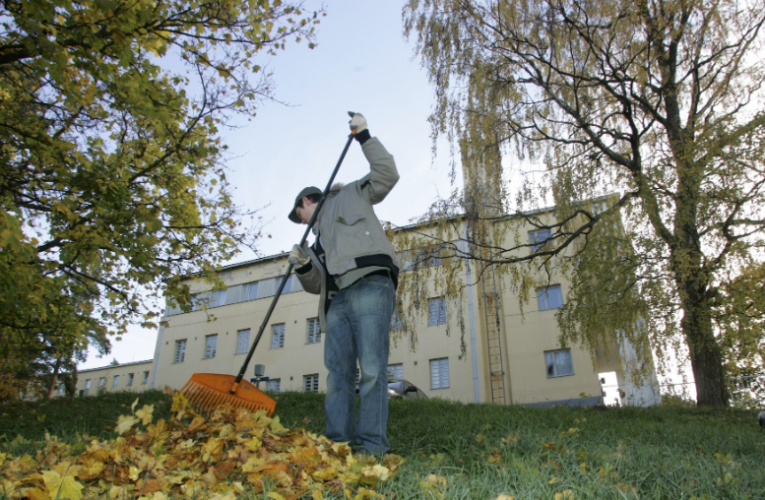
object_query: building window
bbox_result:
[127,373,134,387]
[212,290,227,307]
[174,339,187,363]
[98,377,105,389]
[530,228,552,252]
[85,379,91,390]
[58,384,65,396]
[236,329,251,355]
[307,318,321,344]
[422,245,445,267]
[112,375,120,389]
[267,379,281,393]
[430,358,450,389]
[142,371,149,384]
[243,282,259,301]
[303,374,319,393]
[399,245,446,271]
[428,297,447,326]
[537,285,564,311]
[258,278,276,299]
[204,334,218,359]
[271,324,285,349]
[279,275,292,294]
[546,349,574,377]
[390,308,403,331]
[387,364,403,381]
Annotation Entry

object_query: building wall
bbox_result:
[71,209,658,408]
[154,251,477,401]
[73,360,153,397]
[484,212,604,406]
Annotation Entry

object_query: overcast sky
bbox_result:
[78,0,458,369]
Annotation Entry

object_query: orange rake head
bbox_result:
[180,373,276,416]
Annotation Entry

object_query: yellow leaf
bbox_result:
[42,470,84,500]
[131,398,139,413]
[425,474,448,487]
[360,464,390,482]
[135,405,154,425]
[266,493,286,500]
[548,477,560,485]
[312,467,338,481]
[114,415,139,435]
[493,495,514,500]
[269,415,286,432]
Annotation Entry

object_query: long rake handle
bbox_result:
[233,133,355,388]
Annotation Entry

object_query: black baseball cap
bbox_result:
[288,186,323,223]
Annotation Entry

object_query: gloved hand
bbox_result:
[348,112,367,135]
[288,243,311,267]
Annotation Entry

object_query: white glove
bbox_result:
[288,244,311,267]
[348,112,367,135]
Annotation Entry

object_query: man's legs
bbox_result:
[347,274,396,454]
[324,290,357,444]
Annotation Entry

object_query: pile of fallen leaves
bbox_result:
[1,392,402,500]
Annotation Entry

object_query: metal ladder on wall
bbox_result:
[480,265,507,404]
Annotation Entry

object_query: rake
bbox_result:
[181,124,358,416]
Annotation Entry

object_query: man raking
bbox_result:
[287,112,399,455]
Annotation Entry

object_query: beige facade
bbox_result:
[71,212,660,407]
[72,360,154,397]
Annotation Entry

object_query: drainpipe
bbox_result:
[464,226,480,403]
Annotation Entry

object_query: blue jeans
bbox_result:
[324,273,395,454]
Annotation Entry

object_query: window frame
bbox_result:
[203,334,218,359]
[271,323,285,349]
[387,363,404,381]
[303,373,319,393]
[428,297,447,326]
[390,307,403,331]
[236,329,251,355]
[529,228,552,253]
[127,373,134,387]
[266,379,281,393]
[545,349,575,378]
[174,339,187,363]
[429,358,450,390]
[142,371,149,384]
[306,318,321,344]
[112,375,120,389]
[537,285,564,311]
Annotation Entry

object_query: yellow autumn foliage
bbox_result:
[1,393,402,500]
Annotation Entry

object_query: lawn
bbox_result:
[1,391,763,499]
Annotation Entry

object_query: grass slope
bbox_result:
[1,391,763,499]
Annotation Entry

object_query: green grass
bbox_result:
[2,391,764,499]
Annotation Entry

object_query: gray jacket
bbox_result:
[294,136,400,330]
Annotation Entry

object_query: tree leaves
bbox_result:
[0,0,322,391]
[404,0,765,405]
[1,393,402,500]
